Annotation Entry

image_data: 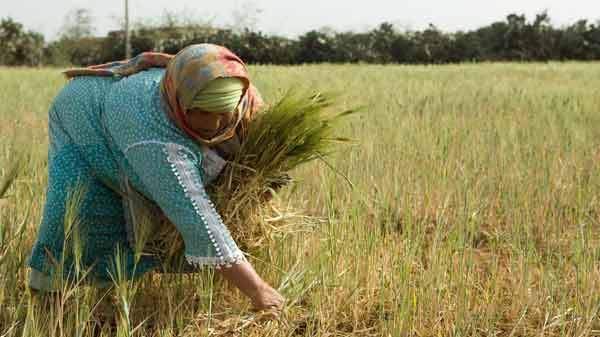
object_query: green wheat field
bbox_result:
[2,63,600,336]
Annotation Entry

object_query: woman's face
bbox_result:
[187,108,234,139]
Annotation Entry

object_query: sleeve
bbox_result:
[124,141,245,269]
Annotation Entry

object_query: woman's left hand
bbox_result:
[261,174,292,202]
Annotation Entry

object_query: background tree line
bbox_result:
[1,11,600,66]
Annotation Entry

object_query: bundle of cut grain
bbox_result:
[143,90,356,262]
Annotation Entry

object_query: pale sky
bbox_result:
[4,0,600,41]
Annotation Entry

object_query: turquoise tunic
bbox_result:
[28,68,244,289]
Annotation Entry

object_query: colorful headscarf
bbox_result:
[63,44,263,146]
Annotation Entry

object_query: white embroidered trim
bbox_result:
[163,143,243,268]
[185,251,246,269]
[125,140,199,162]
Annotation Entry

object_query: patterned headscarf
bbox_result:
[63,44,263,146]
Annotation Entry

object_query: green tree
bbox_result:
[297,30,337,63]
[0,17,44,66]
[370,23,397,63]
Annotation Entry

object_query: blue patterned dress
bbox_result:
[28,68,244,290]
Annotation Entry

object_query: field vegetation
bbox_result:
[1,63,600,336]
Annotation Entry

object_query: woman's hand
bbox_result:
[250,283,285,312]
[261,174,292,202]
[217,260,285,315]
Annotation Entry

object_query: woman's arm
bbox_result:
[123,142,283,312]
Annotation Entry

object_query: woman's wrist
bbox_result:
[247,279,271,301]
[218,260,267,299]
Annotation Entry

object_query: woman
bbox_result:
[27,44,284,312]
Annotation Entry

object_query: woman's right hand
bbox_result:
[217,260,285,316]
[250,284,285,313]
